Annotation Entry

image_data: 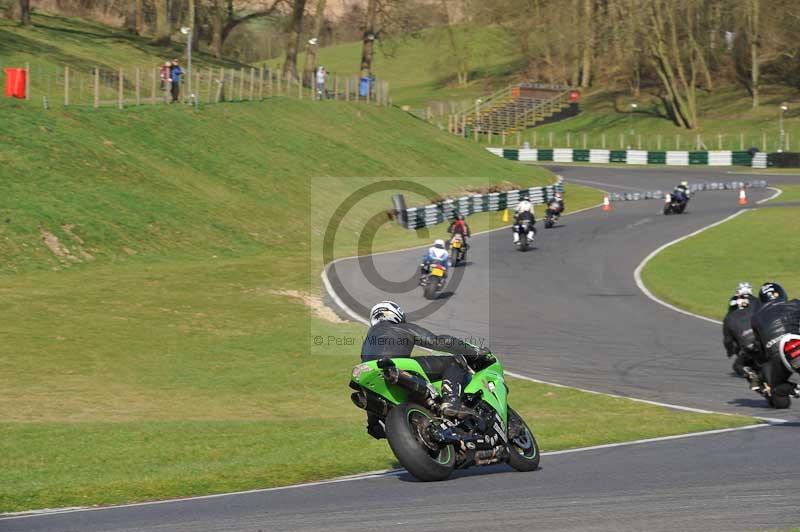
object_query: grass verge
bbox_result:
[0,96,753,513]
[641,187,800,320]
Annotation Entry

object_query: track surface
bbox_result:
[6,166,800,531]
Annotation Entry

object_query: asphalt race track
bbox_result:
[5,166,799,531]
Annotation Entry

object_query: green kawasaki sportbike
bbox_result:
[349,354,540,481]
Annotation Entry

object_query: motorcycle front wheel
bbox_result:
[386,402,455,481]
[506,407,540,472]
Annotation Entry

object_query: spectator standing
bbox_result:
[170,59,183,103]
[315,66,326,100]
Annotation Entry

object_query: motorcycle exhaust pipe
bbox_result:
[350,390,389,416]
[383,367,431,398]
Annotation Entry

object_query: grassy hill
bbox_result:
[267,25,518,107]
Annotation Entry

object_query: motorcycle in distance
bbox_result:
[663,191,689,215]
[742,334,800,409]
[349,354,540,481]
[544,200,562,229]
[420,258,448,300]
[449,234,466,266]
[515,219,535,251]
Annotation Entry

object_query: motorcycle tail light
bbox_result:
[783,338,800,360]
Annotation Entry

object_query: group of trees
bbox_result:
[473,0,800,128]
[4,0,428,84]
[7,0,800,129]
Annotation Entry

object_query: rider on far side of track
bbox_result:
[419,239,450,283]
[512,198,536,245]
[448,213,471,250]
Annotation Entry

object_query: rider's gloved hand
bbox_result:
[477,347,495,363]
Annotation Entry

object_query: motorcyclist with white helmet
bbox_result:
[360,301,496,438]
[419,238,450,282]
[722,282,760,377]
[512,198,537,245]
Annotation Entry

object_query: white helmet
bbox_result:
[434,239,445,249]
[517,200,532,213]
[735,282,753,297]
[554,191,563,200]
[369,301,405,326]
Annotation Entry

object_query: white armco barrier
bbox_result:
[487,147,503,156]
[518,148,538,162]
[708,151,733,166]
[752,153,768,169]
[666,151,690,166]
[626,150,648,165]
[589,149,611,163]
[553,148,573,162]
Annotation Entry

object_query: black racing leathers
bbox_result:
[722,295,759,359]
[751,299,800,395]
[361,321,486,363]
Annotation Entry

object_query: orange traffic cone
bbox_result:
[738,187,748,205]
[602,194,613,212]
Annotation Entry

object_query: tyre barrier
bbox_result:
[606,180,768,202]
[487,147,780,168]
[400,177,565,230]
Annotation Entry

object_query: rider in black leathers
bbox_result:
[749,283,800,400]
[722,282,760,377]
[360,301,495,438]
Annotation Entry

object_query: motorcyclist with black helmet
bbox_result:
[360,301,496,438]
[749,282,800,406]
[722,282,760,377]
[447,213,471,252]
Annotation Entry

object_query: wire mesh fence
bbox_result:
[441,126,795,154]
[3,64,391,109]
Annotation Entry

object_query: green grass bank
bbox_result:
[642,186,800,319]
[1,33,756,511]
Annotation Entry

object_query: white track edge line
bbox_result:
[633,185,783,325]
[1,423,773,521]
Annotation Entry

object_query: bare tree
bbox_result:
[302,0,327,85]
[282,0,307,80]
[580,0,593,87]
[359,0,378,78]
[19,0,31,25]
[153,0,171,44]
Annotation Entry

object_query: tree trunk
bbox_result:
[210,0,224,58]
[580,0,592,87]
[20,0,31,25]
[360,0,378,78]
[135,0,143,34]
[570,0,580,86]
[153,0,171,45]
[282,0,307,81]
[750,0,760,108]
[303,0,327,86]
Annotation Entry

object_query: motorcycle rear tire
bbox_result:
[768,394,791,409]
[423,281,438,300]
[386,402,455,481]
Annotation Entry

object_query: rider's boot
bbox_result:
[513,231,520,245]
[439,376,477,419]
[527,230,535,241]
[366,413,386,440]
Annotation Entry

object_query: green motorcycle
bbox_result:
[349,354,540,481]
